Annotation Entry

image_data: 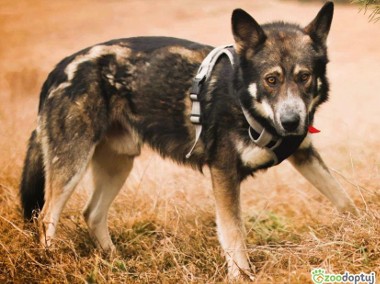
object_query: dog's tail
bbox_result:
[20,130,45,220]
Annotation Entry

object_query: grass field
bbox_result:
[0,0,379,283]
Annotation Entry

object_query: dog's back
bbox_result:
[21,37,212,220]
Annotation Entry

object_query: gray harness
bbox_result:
[186,45,284,164]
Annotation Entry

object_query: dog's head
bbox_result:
[232,2,334,137]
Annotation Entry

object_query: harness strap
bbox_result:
[186,45,234,158]
[185,45,285,164]
[241,106,282,150]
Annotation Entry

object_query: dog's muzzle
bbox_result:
[276,97,306,135]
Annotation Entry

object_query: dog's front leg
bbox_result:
[210,166,252,280]
[288,141,358,215]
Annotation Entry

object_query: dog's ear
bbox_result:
[232,9,266,54]
[304,2,334,44]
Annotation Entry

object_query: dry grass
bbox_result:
[0,0,379,283]
[1,161,380,283]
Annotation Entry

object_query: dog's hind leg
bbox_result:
[39,137,95,248]
[288,138,358,215]
[210,166,252,280]
[83,138,136,252]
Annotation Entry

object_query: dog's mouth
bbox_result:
[276,126,307,137]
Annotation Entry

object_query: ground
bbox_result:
[0,0,379,283]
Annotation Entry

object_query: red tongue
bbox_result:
[308,125,320,133]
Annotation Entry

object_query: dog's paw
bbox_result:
[100,244,118,260]
[338,203,360,217]
[228,268,255,283]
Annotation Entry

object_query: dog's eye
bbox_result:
[265,76,277,86]
[300,73,310,82]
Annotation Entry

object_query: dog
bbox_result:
[20,1,357,280]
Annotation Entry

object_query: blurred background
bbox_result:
[0,0,379,283]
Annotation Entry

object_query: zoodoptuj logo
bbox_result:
[311,268,376,284]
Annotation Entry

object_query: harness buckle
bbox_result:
[190,115,201,124]
[190,77,204,96]
[189,77,204,125]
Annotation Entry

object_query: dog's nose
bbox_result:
[280,113,300,132]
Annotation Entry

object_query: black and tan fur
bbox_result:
[20,2,357,280]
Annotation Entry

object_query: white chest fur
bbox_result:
[235,139,274,168]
